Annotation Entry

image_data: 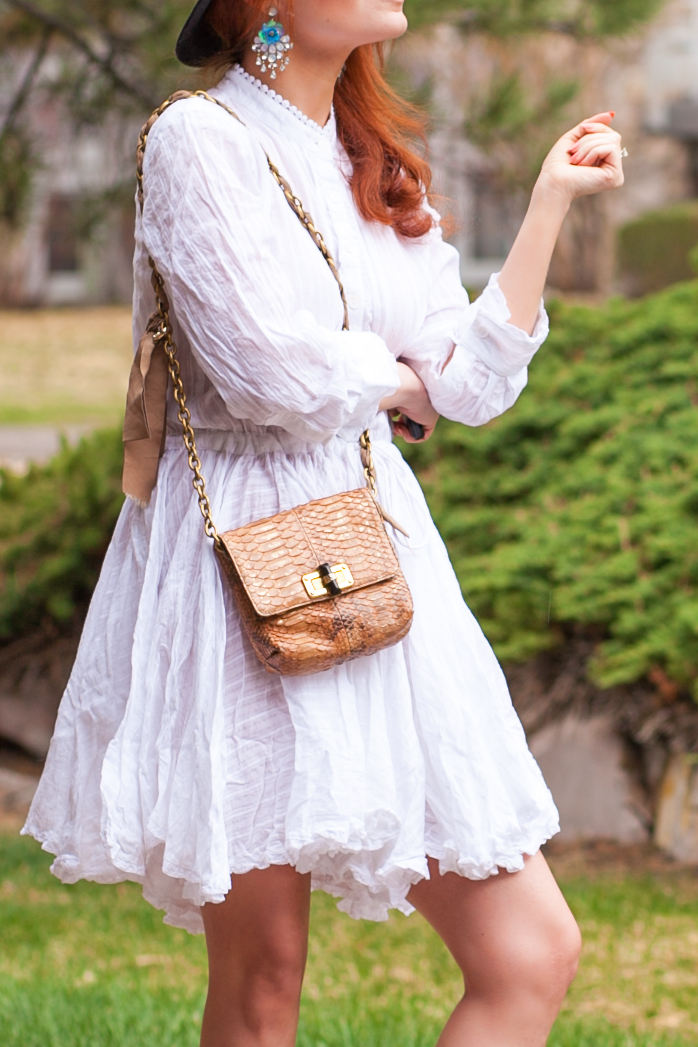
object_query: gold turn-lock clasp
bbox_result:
[302,563,355,599]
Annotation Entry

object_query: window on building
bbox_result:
[472,175,526,259]
[668,98,698,197]
[47,194,79,272]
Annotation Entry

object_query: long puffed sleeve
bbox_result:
[139,98,400,444]
[401,225,549,427]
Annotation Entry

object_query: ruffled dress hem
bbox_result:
[22,806,560,934]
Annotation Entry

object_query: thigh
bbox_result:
[202,864,312,983]
[408,852,580,991]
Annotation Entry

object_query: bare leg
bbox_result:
[408,852,581,1047]
[200,864,311,1047]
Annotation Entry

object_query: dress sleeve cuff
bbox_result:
[456,272,549,378]
[342,333,401,436]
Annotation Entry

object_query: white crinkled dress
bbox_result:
[24,65,559,934]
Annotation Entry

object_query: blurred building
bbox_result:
[2,0,698,304]
[407,0,698,293]
[0,52,138,308]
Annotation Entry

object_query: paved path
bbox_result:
[0,425,92,473]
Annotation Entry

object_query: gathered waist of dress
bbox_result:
[163,414,393,458]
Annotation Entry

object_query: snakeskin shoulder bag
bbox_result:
[123,91,413,677]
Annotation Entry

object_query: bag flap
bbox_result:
[219,487,399,618]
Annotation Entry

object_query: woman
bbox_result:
[24,0,625,1044]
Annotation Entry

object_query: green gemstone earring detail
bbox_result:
[252,7,293,79]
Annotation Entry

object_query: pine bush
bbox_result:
[3,280,698,701]
[0,429,124,640]
[403,278,698,696]
[617,202,698,296]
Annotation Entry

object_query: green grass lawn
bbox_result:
[1,836,698,1046]
[2,307,698,1045]
[0,308,132,427]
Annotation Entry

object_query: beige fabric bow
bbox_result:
[122,312,169,506]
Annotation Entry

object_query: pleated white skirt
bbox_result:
[24,420,559,934]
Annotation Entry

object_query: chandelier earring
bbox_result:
[252,7,293,79]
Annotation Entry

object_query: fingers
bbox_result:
[568,111,615,143]
[585,111,615,126]
[569,132,621,167]
[541,111,625,200]
[392,423,417,442]
[568,132,625,189]
[566,134,625,193]
[390,416,435,443]
[573,145,617,170]
[392,422,422,443]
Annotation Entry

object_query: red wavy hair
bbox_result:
[206,0,435,239]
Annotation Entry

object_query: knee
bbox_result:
[560,912,582,988]
[206,930,306,1040]
[465,905,581,1011]
[521,908,582,1006]
[239,936,306,1031]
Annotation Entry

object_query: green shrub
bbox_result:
[0,429,124,641]
[403,278,698,697]
[4,281,698,702]
[617,202,698,297]
[690,243,698,276]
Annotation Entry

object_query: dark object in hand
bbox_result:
[404,417,425,441]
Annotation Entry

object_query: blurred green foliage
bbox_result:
[462,72,580,192]
[617,203,698,298]
[404,0,666,34]
[464,74,578,148]
[0,0,194,237]
[0,429,124,640]
[403,279,698,696]
[0,0,667,249]
[403,0,664,197]
[4,282,698,702]
[0,1,193,116]
[0,127,34,228]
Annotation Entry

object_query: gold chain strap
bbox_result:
[359,432,378,498]
[150,260,220,542]
[138,89,379,542]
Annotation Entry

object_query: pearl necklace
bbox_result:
[232,64,334,139]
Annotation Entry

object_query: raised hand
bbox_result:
[539,111,625,203]
[498,110,626,334]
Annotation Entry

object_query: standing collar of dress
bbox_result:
[213,64,338,150]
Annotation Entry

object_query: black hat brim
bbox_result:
[176,0,223,67]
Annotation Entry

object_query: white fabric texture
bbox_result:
[24,65,558,934]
